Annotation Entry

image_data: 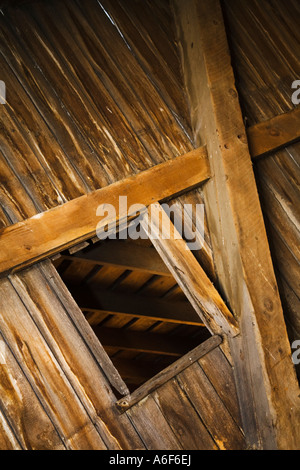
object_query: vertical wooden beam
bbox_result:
[173,0,300,449]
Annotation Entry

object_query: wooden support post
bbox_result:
[173,0,300,449]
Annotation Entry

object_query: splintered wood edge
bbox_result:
[115,335,222,413]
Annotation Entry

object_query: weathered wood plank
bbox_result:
[152,379,218,450]
[116,336,222,412]
[67,0,193,161]
[198,347,243,430]
[248,107,300,159]
[0,409,22,450]
[0,276,107,450]
[16,261,145,450]
[141,203,239,338]
[0,331,65,450]
[0,147,210,277]
[173,0,300,449]
[126,395,182,450]
[177,363,246,450]
[222,0,299,126]
[98,0,192,134]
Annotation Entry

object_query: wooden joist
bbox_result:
[173,0,300,450]
[116,335,222,412]
[71,286,205,327]
[94,326,200,357]
[63,240,171,276]
[141,203,239,339]
[248,107,300,160]
[0,147,210,277]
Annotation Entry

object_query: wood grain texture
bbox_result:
[0,409,22,450]
[0,147,210,277]
[177,363,246,450]
[124,341,245,450]
[198,347,243,431]
[0,261,146,450]
[0,331,65,450]
[222,0,300,126]
[0,0,195,229]
[223,0,300,381]
[116,336,222,412]
[152,379,218,450]
[248,107,300,159]
[126,395,182,450]
[141,203,239,338]
[0,276,107,450]
[173,0,300,449]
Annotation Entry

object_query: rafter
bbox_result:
[62,240,171,276]
[71,286,205,327]
[94,326,201,357]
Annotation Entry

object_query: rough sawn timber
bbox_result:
[173,0,300,450]
[0,147,209,277]
[141,203,239,339]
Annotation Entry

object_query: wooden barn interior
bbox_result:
[0,0,299,451]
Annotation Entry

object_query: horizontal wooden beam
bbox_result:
[0,147,210,277]
[248,107,300,160]
[141,203,239,338]
[63,240,171,276]
[116,335,222,412]
[94,326,201,357]
[71,286,205,327]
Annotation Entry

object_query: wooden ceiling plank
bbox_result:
[111,358,163,383]
[173,0,300,450]
[72,286,205,327]
[93,326,198,357]
[63,240,171,276]
[0,147,210,277]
